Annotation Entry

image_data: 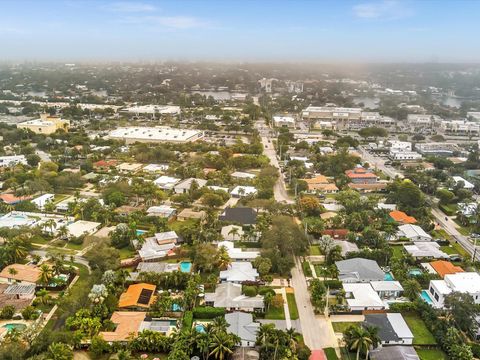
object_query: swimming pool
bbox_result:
[136,229,147,236]
[384,272,394,281]
[195,324,206,333]
[172,303,182,312]
[409,269,422,276]
[420,290,433,305]
[2,323,26,332]
[180,261,192,273]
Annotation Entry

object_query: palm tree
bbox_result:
[209,331,237,360]
[346,326,374,360]
[256,323,275,346]
[44,219,57,235]
[210,316,229,334]
[39,264,53,285]
[8,267,18,277]
[196,333,211,360]
[116,349,133,360]
[285,327,300,352]
[36,288,51,305]
[216,246,231,270]
[264,292,274,311]
[228,226,240,241]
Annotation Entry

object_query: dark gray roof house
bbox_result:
[369,345,419,360]
[219,207,257,225]
[364,313,414,345]
[335,258,384,283]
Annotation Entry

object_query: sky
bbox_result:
[1,0,480,62]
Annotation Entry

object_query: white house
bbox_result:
[403,242,449,260]
[66,220,101,238]
[452,176,475,190]
[31,193,55,210]
[230,186,257,198]
[273,116,295,128]
[217,241,259,262]
[153,176,180,190]
[343,283,385,311]
[0,155,27,168]
[221,225,244,241]
[397,224,432,242]
[428,272,480,308]
[220,262,259,283]
[173,178,207,194]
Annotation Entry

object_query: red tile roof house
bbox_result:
[93,160,118,172]
[345,167,378,184]
[321,229,349,240]
[0,193,33,205]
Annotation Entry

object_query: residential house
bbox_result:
[117,162,143,173]
[397,224,432,242]
[225,312,260,347]
[0,283,36,311]
[221,225,244,241]
[217,241,259,262]
[173,178,207,194]
[321,229,349,240]
[219,207,257,226]
[204,283,264,312]
[0,155,27,168]
[66,220,101,238]
[230,186,257,198]
[231,171,256,179]
[429,260,464,278]
[389,210,416,224]
[301,175,338,193]
[153,175,180,190]
[342,283,385,311]
[346,166,378,184]
[428,272,480,308]
[369,346,419,360]
[176,208,205,221]
[93,159,118,171]
[220,262,259,283]
[370,281,404,299]
[0,193,32,205]
[336,258,385,283]
[364,313,414,345]
[146,205,176,220]
[142,163,169,173]
[138,231,178,262]
[403,242,448,260]
[118,283,157,310]
[0,264,41,286]
[452,176,475,190]
[31,193,55,210]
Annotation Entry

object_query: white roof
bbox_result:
[139,238,176,261]
[153,175,180,189]
[370,281,404,292]
[147,205,176,216]
[220,262,259,282]
[221,225,244,240]
[154,231,178,242]
[66,220,101,238]
[208,185,230,193]
[218,241,259,260]
[174,178,207,190]
[452,176,475,189]
[121,105,181,115]
[386,313,413,339]
[445,272,480,293]
[273,116,295,123]
[230,186,257,197]
[108,126,202,142]
[231,171,256,179]
[403,242,448,259]
[143,164,169,172]
[398,224,432,240]
[31,193,54,207]
[430,279,453,296]
[343,283,384,309]
[376,203,397,211]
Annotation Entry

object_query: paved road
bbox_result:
[291,258,338,351]
[430,207,479,261]
[357,146,404,179]
[31,249,91,273]
[261,136,295,204]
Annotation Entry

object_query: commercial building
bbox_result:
[407,114,442,127]
[120,105,181,115]
[0,155,27,168]
[428,272,480,308]
[17,114,70,134]
[389,150,422,161]
[441,120,480,135]
[415,142,460,157]
[107,127,204,144]
[272,115,295,128]
[302,106,361,129]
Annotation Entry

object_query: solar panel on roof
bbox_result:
[137,289,153,305]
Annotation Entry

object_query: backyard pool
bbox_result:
[409,269,423,276]
[384,272,394,281]
[180,261,192,273]
[136,229,147,236]
[2,323,27,332]
[195,324,206,333]
[172,303,182,312]
[420,290,433,305]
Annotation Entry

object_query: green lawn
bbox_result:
[310,245,321,256]
[331,322,357,333]
[323,347,339,360]
[402,313,436,345]
[440,242,469,258]
[118,246,137,259]
[391,245,404,259]
[313,264,324,277]
[302,261,312,277]
[416,348,448,360]
[265,295,286,320]
[286,293,299,320]
[430,229,452,241]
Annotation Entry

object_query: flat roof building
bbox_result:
[107,126,204,144]
[17,114,69,134]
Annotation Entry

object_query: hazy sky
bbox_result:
[1,0,479,62]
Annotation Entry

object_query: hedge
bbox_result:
[182,311,193,330]
[193,306,226,319]
[323,279,342,289]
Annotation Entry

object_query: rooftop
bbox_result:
[108,126,203,142]
[430,260,464,278]
[118,283,156,308]
[0,264,41,283]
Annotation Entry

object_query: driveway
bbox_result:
[291,258,338,351]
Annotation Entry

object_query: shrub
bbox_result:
[21,306,37,320]
[90,335,111,356]
[323,279,342,289]
[258,287,275,296]
[0,305,16,319]
[243,285,258,297]
[192,306,226,319]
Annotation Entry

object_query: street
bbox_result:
[291,258,338,352]
[357,145,404,179]
[261,135,295,204]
